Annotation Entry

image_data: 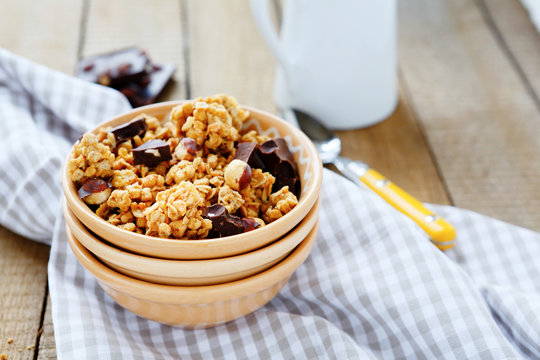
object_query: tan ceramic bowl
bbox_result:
[66,219,319,328]
[62,101,322,259]
[63,197,320,285]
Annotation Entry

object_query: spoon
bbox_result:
[291,109,456,250]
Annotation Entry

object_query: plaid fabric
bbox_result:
[1,49,539,359]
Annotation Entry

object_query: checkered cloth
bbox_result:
[1,48,539,360]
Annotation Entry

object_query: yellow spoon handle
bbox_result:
[360,168,456,248]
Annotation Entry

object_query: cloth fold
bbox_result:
[1,48,539,360]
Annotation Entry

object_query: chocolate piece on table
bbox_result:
[78,178,112,205]
[234,142,265,169]
[109,117,147,143]
[202,204,244,237]
[118,63,176,107]
[76,47,150,87]
[132,139,172,167]
[259,138,301,196]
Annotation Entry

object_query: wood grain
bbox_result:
[478,0,540,109]
[398,0,540,230]
[186,0,278,112]
[37,298,55,360]
[82,0,187,100]
[0,0,82,73]
[336,88,451,205]
[0,228,49,360]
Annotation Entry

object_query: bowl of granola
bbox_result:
[63,197,320,285]
[62,95,322,259]
[66,215,319,328]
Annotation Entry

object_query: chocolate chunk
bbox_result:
[277,176,301,197]
[260,138,297,174]
[241,218,261,232]
[76,47,150,87]
[117,63,175,107]
[234,142,265,169]
[132,139,172,167]
[109,117,147,143]
[180,137,199,155]
[259,138,301,196]
[76,48,176,108]
[202,204,244,237]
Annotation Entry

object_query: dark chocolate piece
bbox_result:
[180,137,199,156]
[277,176,301,197]
[234,142,265,169]
[241,218,261,232]
[118,63,176,107]
[110,117,147,143]
[132,139,172,167]
[260,138,297,174]
[76,47,150,87]
[259,138,301,196]
[76,48,175,108]
[78,178,111,199]
[203,204,244,237]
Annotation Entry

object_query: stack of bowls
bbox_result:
[61,102,323,328]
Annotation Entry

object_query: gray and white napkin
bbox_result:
[1,48,539,360]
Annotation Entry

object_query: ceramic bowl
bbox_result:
[62,101,323,259]
[66,219,319,328]
[63,197,320,285]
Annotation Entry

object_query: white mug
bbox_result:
[250,0,398,129]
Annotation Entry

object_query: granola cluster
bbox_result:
[68,95,300,239]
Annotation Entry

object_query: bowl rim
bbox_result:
[67,220,319,304]
[62,101,323,249]
[63,196,320,277]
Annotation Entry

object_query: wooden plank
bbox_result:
[188,0,449,205]
[398,0,540,231]
[0,1,83,359]
[336,88,451,205]
[478,0,540,109]
[82,0,187,101]
[37,298,55,360]
[186,0,278,112]
[0,0,82,73]
[0,228,49,359]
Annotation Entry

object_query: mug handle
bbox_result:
[249,0,290,70]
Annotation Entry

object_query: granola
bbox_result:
[68,94,299,239]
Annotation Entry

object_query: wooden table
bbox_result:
[1,0,539,358]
